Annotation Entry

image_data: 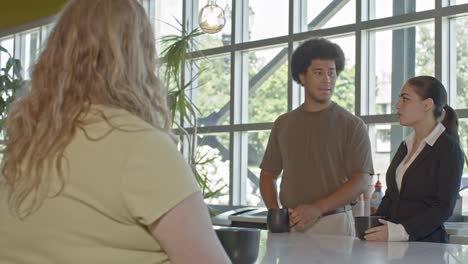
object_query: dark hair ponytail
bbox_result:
[441,105,459,144]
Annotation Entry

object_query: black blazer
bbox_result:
[375,131,463,243]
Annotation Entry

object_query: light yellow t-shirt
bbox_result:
[0,105,199,264]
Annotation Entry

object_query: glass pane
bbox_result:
[192,54,231,126]
[450,16,468,109]
[332,35,355,113]
[245,46,288,123]
[155,0,183,55]
[367,23,434,115]
[302,0,355,32]
[368,123,407,192]
[0,38,14,69]
[459,119,468,181]
[245,130,270,206]
[368,0,434,20]
[195,133,230,205]
[40,23,55,45]
[461,188,468,214]
[18,29,41,80]
[159,63,182,128]
[140,0,151,15]
[455,119,468,213]
[450,0,468,5]
[196,0,232,49]
[415,24,435,77]
[0,38,14,143]
[246,0,288,41]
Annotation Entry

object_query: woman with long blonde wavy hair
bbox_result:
[0,0,230,263]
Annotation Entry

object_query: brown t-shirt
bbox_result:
[260,102,374,208]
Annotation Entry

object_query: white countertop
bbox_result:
[254,231,468,263]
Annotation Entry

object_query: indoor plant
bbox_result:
[159,20,226,205]
[0,45,23,141]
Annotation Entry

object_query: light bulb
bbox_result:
[198,0,226,34]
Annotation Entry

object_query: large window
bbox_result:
[158,0,468,209]
[3,0,468,211]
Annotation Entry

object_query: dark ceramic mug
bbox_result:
[267,208,290,233]
[354,216,385,240]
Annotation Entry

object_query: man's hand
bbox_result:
[288,204,322,231]
[364,219,389,241]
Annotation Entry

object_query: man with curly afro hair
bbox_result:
[260,38,374,236]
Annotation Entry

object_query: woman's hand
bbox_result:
[364,219,389,241]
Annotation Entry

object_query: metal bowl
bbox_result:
[214,227,260,264]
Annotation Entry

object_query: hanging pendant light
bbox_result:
[199,0,226,34]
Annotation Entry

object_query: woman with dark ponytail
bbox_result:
[365,76,463,243]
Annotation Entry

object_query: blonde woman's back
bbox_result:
[0,105,199,264]
[1,0,231,262]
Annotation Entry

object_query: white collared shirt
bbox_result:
[387,122,445,242]
[395,122,446,191]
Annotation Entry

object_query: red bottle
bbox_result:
[370,174,383,215]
